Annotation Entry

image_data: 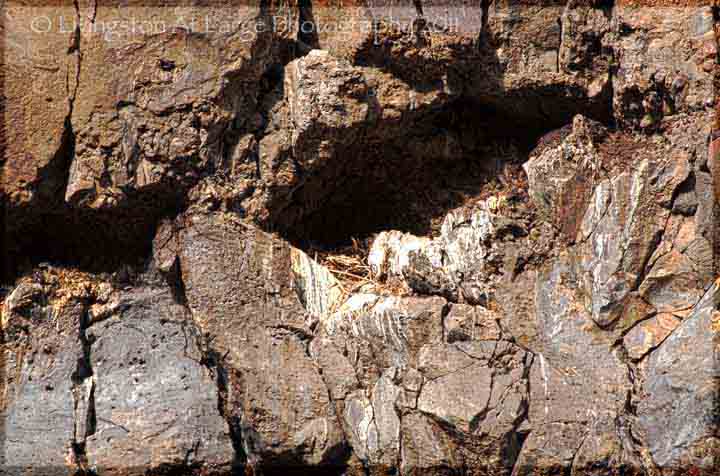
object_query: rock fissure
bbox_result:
[70,305,96,474]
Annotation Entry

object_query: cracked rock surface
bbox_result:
[2,1,720,475]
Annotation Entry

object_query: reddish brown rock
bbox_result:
[623,313,681,361]
[3,2,720,475]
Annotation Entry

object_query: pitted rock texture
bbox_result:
[0,271,235,475]
[2,1,720,475]
[84,287,235,474]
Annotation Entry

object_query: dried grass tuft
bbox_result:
[310,237,410,306]
[310,238,372,296]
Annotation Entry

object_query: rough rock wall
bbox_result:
[1,0,720,475]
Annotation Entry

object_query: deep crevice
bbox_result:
[297,0,320,52]
[185,327,250,475]
[3,93,188,286]
[3,191,185,285]
[269,96,585,252]
[612,342,657,476]
[165,257,189,309]
[2,108,77,284]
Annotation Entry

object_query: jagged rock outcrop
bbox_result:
[156,211,348,472]
[2,1,720,475]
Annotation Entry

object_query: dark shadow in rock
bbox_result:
[264,26,612,250]
[266,98,552,250]
[2,184,185,285]
[255,442,353,476]
[298,0,320,51]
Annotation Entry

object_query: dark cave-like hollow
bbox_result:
[2,85,613,284]
[270,97,587,251]
[1,189,184,284]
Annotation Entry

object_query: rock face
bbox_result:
[85,287,235,474]
[0,270,234,474]
[167,211,347,471]
[637,286,720,472]
[2,1,720,475]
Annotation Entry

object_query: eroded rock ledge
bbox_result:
[2,1,720,475]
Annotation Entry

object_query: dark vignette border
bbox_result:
[0,0,718,474]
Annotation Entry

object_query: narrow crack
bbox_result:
[440,301,451,342]
[62,0,83,200]
[507,353,534,476]
[308,343,354,468]
[70,304,96,475]
[556,16,563,74]
[614,341,659,476]
[569,428,590,474]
